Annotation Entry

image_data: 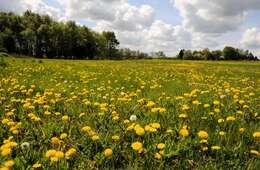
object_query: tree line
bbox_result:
[177,47,258,60]
[0,11,258,60]
[0,11,152,60]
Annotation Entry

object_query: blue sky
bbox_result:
[1,0,260,56]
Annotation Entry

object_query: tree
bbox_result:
[177,49,185,59]
[223,46,239,60]
[102,31,119,59]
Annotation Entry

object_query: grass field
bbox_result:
[0,57,259,170]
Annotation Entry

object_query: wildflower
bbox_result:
[62,115,69,122]
[192,100,201,105]
[1,148,11,156]
[21,142,30,149]
[179,128,189,137]
[32,163,42,169]
[112,135,120,141]
[166,129,173,133]
[202,146,208,151]
[154,152,162,159]
[46,149,56,158]
[104,148,113,157]
[65,148,76,159]
[151,123,160,129]
[131,142,143,152]
[4,160,14,167]
[81,126,91,132]
[226,116,236,122]
[213,100,220,105]
[135,127,145,136]
[250,150,259,156]
[219,131,225,136]
[54,151,64,159]
[51,137,60,145]
[157,143,165,150]
[239,128,245,134]
[79,113,85,118]
[197,131,208,139]
[91,135,100,141]
[60,133,68,139]
[203,104,210,108]
[211,146,221,151]
[178,113,188,119]
[218,119,224,123]
[130,115,137,122]
[146,101,155,108]
[200,139,208,144]
[253,132,260,138]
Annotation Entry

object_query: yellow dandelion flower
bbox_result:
[197,130,208,139]
[157,143,165,150]
[104,148,113,157]
[179,128,189,137]
[131,142,142,151]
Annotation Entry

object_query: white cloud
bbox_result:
[107,20,191,56]
[0,0,62,20]
[63,0,190,55]
[172,0,260,34]
[240,27,260,56]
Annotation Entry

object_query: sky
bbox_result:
[1,0,260,56]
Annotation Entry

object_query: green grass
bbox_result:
[0,57,259,170]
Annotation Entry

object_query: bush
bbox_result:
[0,55,7,68]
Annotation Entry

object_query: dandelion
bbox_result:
[219,131,225,136]
[4,160,14,167]
[253,132,260,138]
[20,142,30,149]
[250,150,259,156]
[112,135,120,141]
[211,146,221,151]
[81,126,91,132]
[32,163,42,169]
[65,148,76,159]
[146,101,155,108]
[104,148,113,157]
[239,128,245,134]
[197,130,208,139]
[60,133,68,139]
[157,143,165,150]
[51,137,60,145]
[131,142,143,152]
[154,152,162,159]
[179,128,189,137]
[91,135,100,141]
[130,115,137,122]
[62,115,69,121]
[135,127,145,136]
[226,116,236,122]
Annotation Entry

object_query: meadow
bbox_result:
[0,57,259,170]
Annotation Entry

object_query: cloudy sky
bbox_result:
[1,0,260,56]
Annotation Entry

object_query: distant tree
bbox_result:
[102,31,119,59]
[211,50,222,60]
[177,49,185,59]
[183,50,193,60]
[223,46,239,60]
[154,51,167,58]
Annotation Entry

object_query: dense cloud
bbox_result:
[240,27,260,56]
[172,0,260,33]
[0,0,62,20]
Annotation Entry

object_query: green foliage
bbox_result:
[0,53,7,68]
[0,11,123,60]
[178,47,258,61]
